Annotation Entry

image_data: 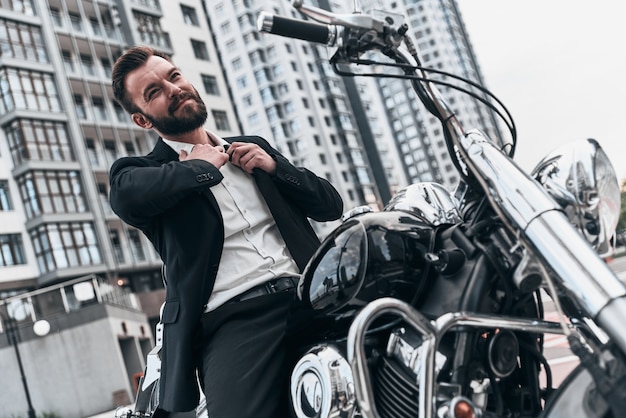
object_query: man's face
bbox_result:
[125,55,207,136]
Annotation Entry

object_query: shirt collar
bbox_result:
[162,130,228,154]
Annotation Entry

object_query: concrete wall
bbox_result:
[0,304,152,418]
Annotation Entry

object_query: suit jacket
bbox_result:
[109,135,343,412]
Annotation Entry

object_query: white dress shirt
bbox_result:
[163,134,300,311]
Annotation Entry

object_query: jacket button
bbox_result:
[196,173,214,182]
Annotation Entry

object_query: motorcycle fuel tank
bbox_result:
[298,211,437,320]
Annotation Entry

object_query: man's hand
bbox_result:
[227,142,277,174]
[179,144,229,168]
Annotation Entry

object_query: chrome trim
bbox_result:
[384,182,462,226]
[347,297,567,418]
[458,130,626,345]
[290,345,356,418]
[257,12,273,33]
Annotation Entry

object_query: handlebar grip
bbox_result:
[257,12,334,45]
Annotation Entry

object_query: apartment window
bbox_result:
[0,181,12,211]
[69,12,83,32]
[254,68,269,84]
[17,170,87,218]
[101,57,112,78]
[30,222,102,273]
[0,68,61,113]
[89,17,102,36]
[249,50,265,66]
[124,141,135,155]
[110,229,124,263]
[49,7,62,26]
[289,119,301,134]
[113,102,127,122]
[181,5,199,26]
[80,54,95,76]
[272,63,283,77]
[10,0,35,15]
[92,97,108,120]
[284,101,294,114]
[242,94,253,107]
[260,87,274,104]
[247,112,260,126]
[220,22,230,35]
[134,12,170,49]
[62,50,74,72]
[0,234,26,267]
[232,57,242,70]
[236,76,247,89]
[243,32,259,43]
[85,139,99,165]
[212,110,230,131]
[128,229,146,261]
[0,18,47,62]
[191,39,209,60]
[103,140,117,164]
[4,119,74,165]
[74,94,87,119]
[215,3,225,17]
[201,74,220,95]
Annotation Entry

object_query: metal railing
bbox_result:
[0,274,140,333]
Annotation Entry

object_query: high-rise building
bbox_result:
[341,0,503,188]
[0,0,500,416]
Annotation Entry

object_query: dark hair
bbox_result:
[111,45,172,114]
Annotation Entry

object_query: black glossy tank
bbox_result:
[298,210,436,320]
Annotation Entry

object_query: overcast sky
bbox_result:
[455,1,626,183]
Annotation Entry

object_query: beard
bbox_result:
[143,88,208,136]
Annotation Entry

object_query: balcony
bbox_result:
[0,275,140,336]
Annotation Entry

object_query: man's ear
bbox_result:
[131,113,152,129]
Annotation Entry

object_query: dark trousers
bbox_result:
[196,290,294,418]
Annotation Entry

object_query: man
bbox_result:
[109,45,343,417]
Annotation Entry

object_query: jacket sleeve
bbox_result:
[271,154,343,221]
[243,136,343,222]
[109,156,223,228]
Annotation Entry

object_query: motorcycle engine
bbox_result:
[290,326,448,418]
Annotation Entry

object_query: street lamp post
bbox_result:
[3,314,37,418]
[0,302,46,418]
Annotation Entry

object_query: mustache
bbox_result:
[169,92,201,114]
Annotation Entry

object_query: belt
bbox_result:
[226,276,299,305]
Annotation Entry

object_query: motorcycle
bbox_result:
[118,1,626,417]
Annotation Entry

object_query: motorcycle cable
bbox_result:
[330,58,517,154]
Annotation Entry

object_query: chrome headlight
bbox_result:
[532,138,620,257]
